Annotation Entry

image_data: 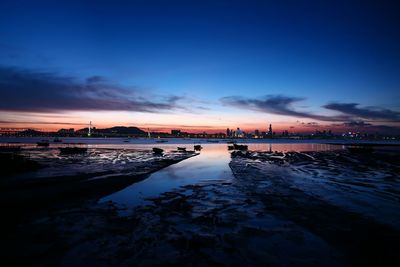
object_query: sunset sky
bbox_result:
[1,0,399,134]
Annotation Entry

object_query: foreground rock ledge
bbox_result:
[0,149,198,208]
[229,149,400,267]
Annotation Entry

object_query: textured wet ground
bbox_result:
[1,146,399,266]
[4,146,194,180]
[231,149,400,228]
[229,149,400,266]
[29,181,343,267]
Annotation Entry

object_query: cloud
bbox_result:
[0,66,183,113]
[221,95,400,125]
[298,121,321,127]
[331,121,400,134]
[220,95,348,121]
[323,103,400,122]
[341,121,372,127]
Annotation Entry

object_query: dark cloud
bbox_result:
[366,125,400,134]
[86,75,106,84]
[221,95,400,125]
[0,67,183,113]
[332,121,400,134]
[220,95,348,121]
[298,121,320,127]
[341,121,372,127]
[324,103,400,122]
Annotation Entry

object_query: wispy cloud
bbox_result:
[220,95,348,121]
[221,95,400,124]
[297,121,321,127]
[341,121,372,127]
[0,66,184,113]
[323,103,400,122]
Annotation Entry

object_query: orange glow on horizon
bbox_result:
[1,111,396,135]
[0,121,352,134]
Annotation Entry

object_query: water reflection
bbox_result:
[100,143,339,208]
[246,143,336,152]
[100,144,235,208]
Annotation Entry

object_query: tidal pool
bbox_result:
[100,143,338,208]
[100,144,235,208]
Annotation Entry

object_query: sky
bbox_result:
[0,0,399,134]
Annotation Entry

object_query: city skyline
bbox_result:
[0,121,397,138]
[1,1,399,134]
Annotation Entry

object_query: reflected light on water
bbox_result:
[99,143,340,210]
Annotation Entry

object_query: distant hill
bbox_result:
[101,126,146,135]
[19,129,46,136]
[77,126,146,136]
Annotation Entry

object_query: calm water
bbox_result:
[99,143,339,209]
[1,136,399,146]
[0,137,342,180]
[2,137,397,215]
[100,144,234,208]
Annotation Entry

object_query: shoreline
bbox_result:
[1,136,400,145]
[0,150,198,223]
[0,144,399,266]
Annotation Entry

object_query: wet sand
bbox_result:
[0,143,399,266]
[0,147,198,205]
[230,149,400,266]
[0,147,198,266]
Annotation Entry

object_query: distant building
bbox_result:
[268,124,272,136]
[235,127,244,138]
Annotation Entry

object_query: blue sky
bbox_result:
[0,0,399,132]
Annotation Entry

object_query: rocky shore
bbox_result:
[1,147,399,267]
[229,149,400,266]
[0,148,198,266]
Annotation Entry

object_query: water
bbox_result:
[0,136,353,205]
[100,144,235,208]
[99,143,340,209]
[0,137,342,181]
[3,137,397,218]
[2,137,398,266]
[1,136,399,146]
